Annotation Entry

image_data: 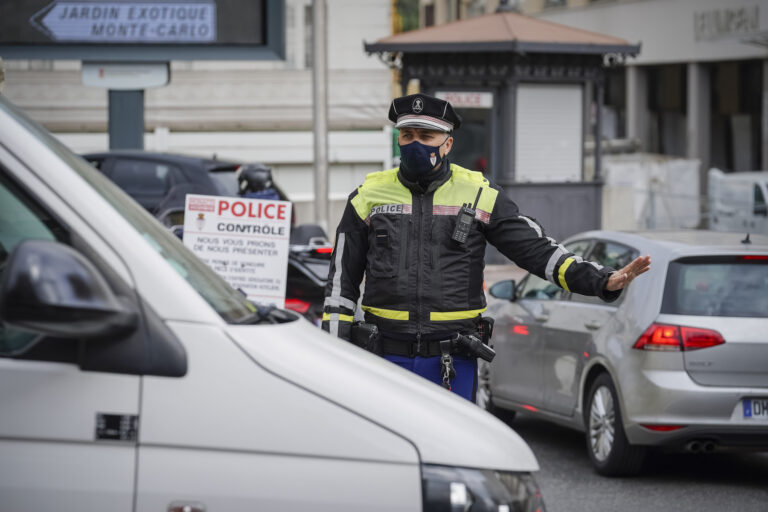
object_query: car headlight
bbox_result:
[422,464,546,512]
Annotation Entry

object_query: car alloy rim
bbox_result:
[589,385,615,462]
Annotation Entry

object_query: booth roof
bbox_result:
[364,11,640,55]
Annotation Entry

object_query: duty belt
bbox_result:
[380,338,453,358]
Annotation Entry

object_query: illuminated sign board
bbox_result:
[0,0,284,60]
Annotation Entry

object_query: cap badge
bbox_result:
[412,97,423,113]
[430,152,437,166]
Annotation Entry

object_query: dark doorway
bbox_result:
[450,107,492,176]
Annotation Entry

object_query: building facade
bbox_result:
[1,0,394,229]
[421,0,768,201]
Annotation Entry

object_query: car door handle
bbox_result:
[534,313,549,322]
[169,502,206,512]
[584,320,602,330]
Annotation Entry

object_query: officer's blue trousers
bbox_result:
[384,354,477,401]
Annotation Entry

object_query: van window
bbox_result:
[663,256,768,317]
[0,171,68,354]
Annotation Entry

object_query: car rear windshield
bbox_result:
[208,166,240,196]
[662,256,768,317]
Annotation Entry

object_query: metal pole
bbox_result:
[108,89,144,150]
[312,0,329,233]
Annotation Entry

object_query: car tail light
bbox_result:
[314,247,333,254]
[633,323,725,351]
[284,298,311,314]
[741,255,768,260]
[640,424,686,432]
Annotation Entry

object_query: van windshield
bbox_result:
[1,98,256,323]
[662,256,768,318]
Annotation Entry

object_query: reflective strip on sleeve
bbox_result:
[518,215,543,237]
[430,308,487,321]
[322,313,354,323]
[327,233,348,336]
[324,296,357,311]
[558,257,576,292]
[361,305,410,320]
[545,245,568,284]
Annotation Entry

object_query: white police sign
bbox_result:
[183,194,292,308]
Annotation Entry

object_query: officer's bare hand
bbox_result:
[605,255,651,291]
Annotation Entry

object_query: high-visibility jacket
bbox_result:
[322,162,619,340]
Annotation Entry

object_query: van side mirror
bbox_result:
[0,240,137,338]
[489,280,517,301]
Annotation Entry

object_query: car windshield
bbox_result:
[662,256,768,318]
[1,98,256,324]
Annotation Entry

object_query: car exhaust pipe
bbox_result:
[702,441,717,453]
[685,440,702,453]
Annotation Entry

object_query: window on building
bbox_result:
[600,67,626,139]
[304,4,313,69]
[394,0,419,33]
[755,184,767,216]
[424,4,435,26]
[647,64,687,157]
[711,60,762,172]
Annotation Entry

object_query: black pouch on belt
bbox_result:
[350,322,381,354]
[480,317,495,346]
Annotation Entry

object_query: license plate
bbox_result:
[743,398,768,420]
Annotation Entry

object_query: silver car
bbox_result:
[483,230,768,476]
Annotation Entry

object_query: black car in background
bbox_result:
[82,150,289,212]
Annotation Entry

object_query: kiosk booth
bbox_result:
[365,10,639,241]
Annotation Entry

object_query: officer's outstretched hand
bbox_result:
[605,255,651,291]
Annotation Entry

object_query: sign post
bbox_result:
[183,194,292,308]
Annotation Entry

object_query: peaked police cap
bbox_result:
[388,94,462,132]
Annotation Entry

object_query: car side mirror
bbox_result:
[489,280,517,301]
[0,240,137,338]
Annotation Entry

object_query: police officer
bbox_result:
[321,93,650,401]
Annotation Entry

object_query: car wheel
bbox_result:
[476,361,516,422]
[585,373,646,476]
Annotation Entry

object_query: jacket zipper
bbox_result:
[414,191,423,341]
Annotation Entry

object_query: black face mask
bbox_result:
[398,135,449,182]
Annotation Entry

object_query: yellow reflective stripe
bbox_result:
[432,164,498,214]
[322,313,354,322]
[351,168,412,221]
[361,305,409,320]
[430,308,487,321]
[558,257,575,292]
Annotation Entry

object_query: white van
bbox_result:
[708,168,768,235]
[0,95,544,511]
